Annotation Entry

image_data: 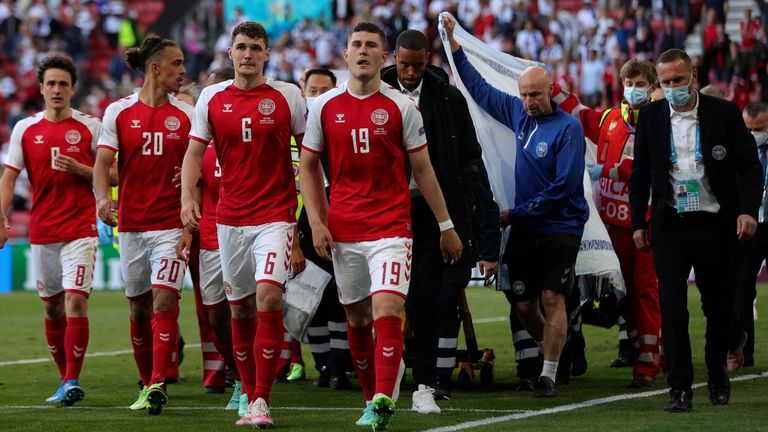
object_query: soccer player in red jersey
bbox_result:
[0,54,102,406]
[93,35,191,415]
[299,22,463,429]
[180,22,306,428]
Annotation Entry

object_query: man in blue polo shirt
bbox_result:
[442,15,588,397]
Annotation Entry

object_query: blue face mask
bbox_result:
[662,76,693,106]
[623,86,649,107]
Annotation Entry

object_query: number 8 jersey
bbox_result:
[4,110,101,244]
[97,93,193,232]
[302,82,427,242]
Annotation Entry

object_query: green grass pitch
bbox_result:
[1,285,767,431]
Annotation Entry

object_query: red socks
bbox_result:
[232,317,257,398]
[374,316,404,398]
[149,307,180,385]
[130,318,153,386]
[45,317,67,379]
[63,317,89,382]
[253,310,283,403]
[348,321,376,401]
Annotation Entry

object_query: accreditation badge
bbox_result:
[675,179,701,212]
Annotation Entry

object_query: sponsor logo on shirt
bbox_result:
[131,119,141,128]
[223,103,233,113]
[418,126,425,136]
[34,135,44,144]
[65,130,81,144]
[371,109,389,126]
[164,116,181,131]
[335,113,345,123]
[258,98,276,116]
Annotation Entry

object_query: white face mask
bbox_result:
[305,96,317,113]
[752,131,768,146]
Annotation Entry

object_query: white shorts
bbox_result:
[120,229,187,298]
[31,237,98,300]
[332,237,412,305]
[199,249,225,306]
[217,222,296,303]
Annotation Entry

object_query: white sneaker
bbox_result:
[411,384,441,414]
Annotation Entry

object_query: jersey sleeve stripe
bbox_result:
[190,135,209,144]
[2,163,21,173]
[96,144,118,151]
[407,142,428,153]
[300,145,322,155]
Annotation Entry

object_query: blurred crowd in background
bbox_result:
[1,0,767,219]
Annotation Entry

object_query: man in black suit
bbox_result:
[629,49,763,413]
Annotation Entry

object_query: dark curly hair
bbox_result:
[37,54,78,86]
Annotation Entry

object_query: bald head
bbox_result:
[519,66,554,116]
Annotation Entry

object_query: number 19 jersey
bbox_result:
[189,79,306,227]
[302,82,427,242]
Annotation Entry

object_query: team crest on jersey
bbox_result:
[65,130,81,144]
[258,99,276,115]
[131,119,141,128]
[223,104,233,113]
[608,120,618,131]
[535,142,548,157]
[335,113,345,123]
[34,135,44,144]
[371,109,389,126]
[164,116,181,131]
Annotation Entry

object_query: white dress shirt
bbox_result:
[667,92,720,213]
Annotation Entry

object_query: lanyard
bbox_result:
[669,121,700,166]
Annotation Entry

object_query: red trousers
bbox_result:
[608,224,663,378]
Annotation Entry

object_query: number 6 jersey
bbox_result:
[4,110,101,244]
[97,93,192,232]
[189,78,305,227]
[302,82,427,242]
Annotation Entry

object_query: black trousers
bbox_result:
[652,209,736,391]
[733,222,768,364]
[406,196,472,386]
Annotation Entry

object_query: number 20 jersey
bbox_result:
[302,82,427,242]
[97,93,193,232]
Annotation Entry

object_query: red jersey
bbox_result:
[4,110,100,244]
[97,93,192,232]
[199,142,221,250]
[302,82,427,242]
[190,78,305,227]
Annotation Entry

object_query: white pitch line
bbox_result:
[419,372,768,432]
[472,316,507,324]
[0,343,202,367]
[0,405,529,414]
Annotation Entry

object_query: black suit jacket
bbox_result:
[629,92,763,242]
